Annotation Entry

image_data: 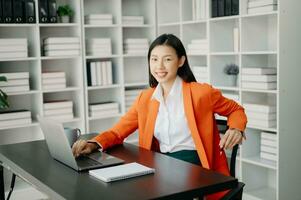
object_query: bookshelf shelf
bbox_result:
[241,88,278,94]
[38,23,80,27]
[210,52,239,55]
[241,11,278,19]
[0,24,37,28]
[122,24,154,28]
[241,156,277,170]
[181,20,207,25]
[158,22,182,27]
[124,82,148,87]
[244,187,277,200]
[84,24,120,28]
[85,55,121,59]
[246,125,277,133]
[209,15,239,22]
[87,84,122,90]
[241,51,277,55]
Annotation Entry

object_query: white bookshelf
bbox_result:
[156,0,301,200]
[1,0,300,199]
[80,0,156,138]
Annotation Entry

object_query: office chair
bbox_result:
[216,119,245,200]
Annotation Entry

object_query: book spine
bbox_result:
[90,62,97,86]
[1,85,30,93]
[42,77,66,84]
[0,79,29,87]
[217,0,225,17]
[0,118,32,127]
[231,0,239,15]
[0,111,31,120]
[23,0,36,23]
[44,107,73,116]
[43,101,73,110]
[87,62,92,86]
[212,0,218,17]
[12,0,23,23]
[89,103,119,111]
[225,0,232,16]
[42,72,65,79]
[42,83,66,90]
[38,0,48,23]
[0,0,3,23]
[2,0,13,23]
[96,61,102,85]
[47,0,57,23]
[101,61,107,85]
[106,61,113,85]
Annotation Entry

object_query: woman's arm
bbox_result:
[92,92,142,150]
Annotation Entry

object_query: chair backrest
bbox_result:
[216,119,239,177]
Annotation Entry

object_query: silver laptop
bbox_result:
[37,115,124,172]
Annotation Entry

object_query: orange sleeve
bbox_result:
[210,86,247,132]
[92,92,142,150]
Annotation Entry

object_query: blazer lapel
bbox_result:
[182,82,210,169]
[142,99,159,150]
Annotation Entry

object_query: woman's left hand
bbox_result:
[219,128,245,150]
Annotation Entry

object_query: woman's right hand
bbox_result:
[72,139,98,158]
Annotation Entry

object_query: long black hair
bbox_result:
[148,34,196,88]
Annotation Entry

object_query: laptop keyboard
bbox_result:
[76,156,102,168]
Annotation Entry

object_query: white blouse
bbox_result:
[152,76,196,153]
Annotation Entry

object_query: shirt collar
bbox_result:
[151,76,182,102]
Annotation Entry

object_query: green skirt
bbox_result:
[163,150,201,166]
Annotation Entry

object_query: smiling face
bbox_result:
[149,45,185,88]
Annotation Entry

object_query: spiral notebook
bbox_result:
[89,162,155,182]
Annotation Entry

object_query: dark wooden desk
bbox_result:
[0,140,237,200]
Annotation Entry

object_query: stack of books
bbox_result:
[243,103,276,128]
[43,37,80,57]
[86,38,112,56]
[89,102,119,117]
[42,72,66,90]
[0,38,28,59]
[192,0,206,20]
[43,100,74,121]
[247,0,278,14]
[260,131,277,162]
[122,16,144,25]
[0,72,30,93]
[85,14,113,25]
[212,0,239,17]
[125,89,143,111]
[124,38,149,55]
[241,67,277,90]
[0,110,32,128]
[192,66,209,83]
[87,61,113,86]
[187,39,208,55]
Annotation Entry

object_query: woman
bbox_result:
[72,34,247,199]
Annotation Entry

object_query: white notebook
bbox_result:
[89,162,155,182]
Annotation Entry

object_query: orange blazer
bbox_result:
[94,81,247,174]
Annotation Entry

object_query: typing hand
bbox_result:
[219,128,245,150]
[72,139,97,158]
